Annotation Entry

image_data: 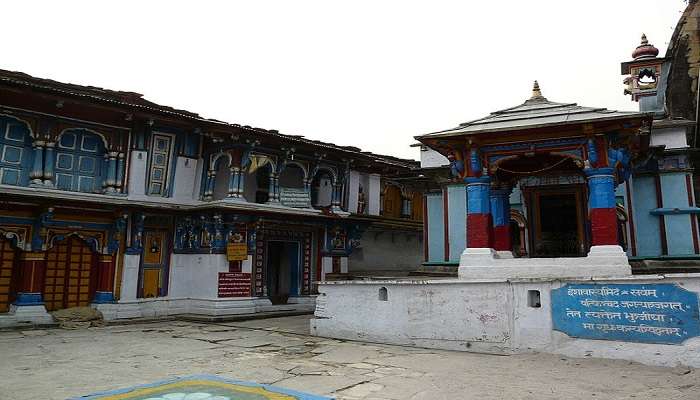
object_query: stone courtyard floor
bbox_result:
[0,315,699,400]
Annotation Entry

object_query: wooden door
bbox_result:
[526,185,587,257]
[0,239,17,312]
[44,237,96,311]
[140,231,167,298]
[383,186,402,218]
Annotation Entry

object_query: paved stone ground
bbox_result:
[0,315,699,400]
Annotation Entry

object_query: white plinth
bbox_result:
[0,304,54,328]
[458,245,632,279]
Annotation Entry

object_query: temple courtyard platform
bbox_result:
[0,315,698,399]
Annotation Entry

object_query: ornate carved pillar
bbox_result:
[14,251,46,306]
[490,186,512,251]
[267,173,280,203]
[331,183,343,211]
[204,170,215,200]
[585,167,618,246]
[115,152,126,193]
[93,255,115,303]
[104,150,119,192]
[42,141,56,187]
[30,139,45,186]
[228,167,243,199]
[466,176,493,248]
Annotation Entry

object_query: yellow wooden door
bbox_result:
[0,239,16,313]
[141,231,165,298]
[44,237,95,311]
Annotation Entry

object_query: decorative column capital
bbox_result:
[464,176,491,185]
[584,167,615,178]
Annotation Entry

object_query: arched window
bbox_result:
[278,164,305,189]
[55,129,106,193]
[311,171,333,208]
[0,115,32,186]
[212,156,231,201]
[278,164,307,207]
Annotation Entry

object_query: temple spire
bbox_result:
[527,80,546,102]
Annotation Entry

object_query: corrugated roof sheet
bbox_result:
[0,69,419,169]
[417,94,649,139]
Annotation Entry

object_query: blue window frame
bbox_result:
[0,116,32,186]
[55,129,105,193]
[147,132,175,196]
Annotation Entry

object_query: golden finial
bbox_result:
[640,33,648,45]
[531,80,543,99]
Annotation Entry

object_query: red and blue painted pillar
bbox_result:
[466,176,493,248]
[585,167,618,246]
[14,252,46,306]
[93,255,116,303]
[490,186,512,251]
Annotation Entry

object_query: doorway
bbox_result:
[0,238,18,312]
[139,230,170,298]
[527,186,587,257]
[44,236,98,311]
[266,241,300,305]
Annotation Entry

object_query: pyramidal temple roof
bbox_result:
[417,81,649,139]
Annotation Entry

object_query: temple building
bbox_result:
[0,69,424,326]
[415,32,700,274]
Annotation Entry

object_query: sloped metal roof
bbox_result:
[0,69,419,169]
[417,83,649,140]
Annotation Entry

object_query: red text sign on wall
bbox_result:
[218,272,251,297]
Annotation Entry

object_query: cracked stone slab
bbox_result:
[337,382,384,398]
[311,346,381,364]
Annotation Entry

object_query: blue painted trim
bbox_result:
[0,216,112,231]
[13,293,43,305]
[481,138,586,153]
[466,176,490,214]
[490,188,511,227]
[92,291,115,304]
[650,207,700,215]
[70,374,332,400]
[629,254,700,261]
[585,168,616,209]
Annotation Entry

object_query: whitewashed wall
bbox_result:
[312,274,700,368]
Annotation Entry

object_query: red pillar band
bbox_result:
[590,208,618,246]
[493,225,512,251]
[97,256,115,293]
[467,213,493,248]
[18,252,46,294]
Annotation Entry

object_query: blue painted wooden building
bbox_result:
[0,69,424,325]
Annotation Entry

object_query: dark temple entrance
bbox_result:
[527,186,587,257]
[266,241,300,305]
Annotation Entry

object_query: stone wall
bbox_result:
[312,274,700,368]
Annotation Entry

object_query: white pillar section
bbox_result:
[127,150,147,197]
[368,173,381,216]
[170,253,228,299]
[119,254,141,301]
[340,257,348,273]
[321,256,333,281]
[242,255,253,273]
[347,170,360,213]
[172,156,200,201]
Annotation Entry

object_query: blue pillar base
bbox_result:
[92,291,115,304]
[13,293,44,306]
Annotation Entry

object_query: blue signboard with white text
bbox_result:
[551,283,700,345]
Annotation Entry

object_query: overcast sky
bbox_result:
[2,1,688,159]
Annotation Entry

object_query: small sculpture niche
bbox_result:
[378,287,388,301]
